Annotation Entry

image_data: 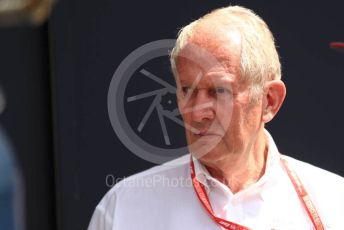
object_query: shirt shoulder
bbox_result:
[116,154,190,189]
[283,155,344,228]
[87,154,191,230]
[283,155,344,188]
[102,153,190,200]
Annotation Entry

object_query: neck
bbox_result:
[201,130,268,194]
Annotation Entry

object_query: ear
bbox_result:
[262,80,286,123]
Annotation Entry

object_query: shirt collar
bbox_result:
[191,154,212,194]
[191,129,281,197]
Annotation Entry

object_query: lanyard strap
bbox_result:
[190,157,252,230]
[190,155,325,230]
[280,158,324,230]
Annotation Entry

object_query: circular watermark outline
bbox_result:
[107,39,234,164]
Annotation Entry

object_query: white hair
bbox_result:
[170,5,281,101]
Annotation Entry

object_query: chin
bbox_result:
[189,140,230,161]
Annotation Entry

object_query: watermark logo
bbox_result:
[108,39,188,164]
[108,39,234,164]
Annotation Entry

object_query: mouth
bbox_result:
[194,131,222,137]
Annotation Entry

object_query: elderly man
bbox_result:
[88,6,344,230]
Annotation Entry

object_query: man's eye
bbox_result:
[215,87,230,94]
[181,87,191,94]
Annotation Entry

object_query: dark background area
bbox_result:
[0,1,343,230]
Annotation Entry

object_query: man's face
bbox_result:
[175,35,264,164]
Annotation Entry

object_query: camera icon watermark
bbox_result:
[107,39,233,164]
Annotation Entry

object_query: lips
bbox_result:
[195,131,222,137]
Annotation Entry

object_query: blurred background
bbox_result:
[0,0,343,230]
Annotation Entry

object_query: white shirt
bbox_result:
[88,131,344,230]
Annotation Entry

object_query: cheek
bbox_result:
[237,104,263,139]
[181,113,192,127]
[215,101,235,131]
[177,99,186,118]
[177,94,190,111]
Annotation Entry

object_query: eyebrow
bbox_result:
[205,71,235,80]
[176,70,236,90]
[201,73,235,87]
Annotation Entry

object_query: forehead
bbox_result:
[175,28,241,84]
[176,48,240,87]
[176,56,235,87]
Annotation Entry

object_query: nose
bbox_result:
[190,90,215,123]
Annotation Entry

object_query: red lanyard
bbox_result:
[190,155,325,230]
[280,158,324,230]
